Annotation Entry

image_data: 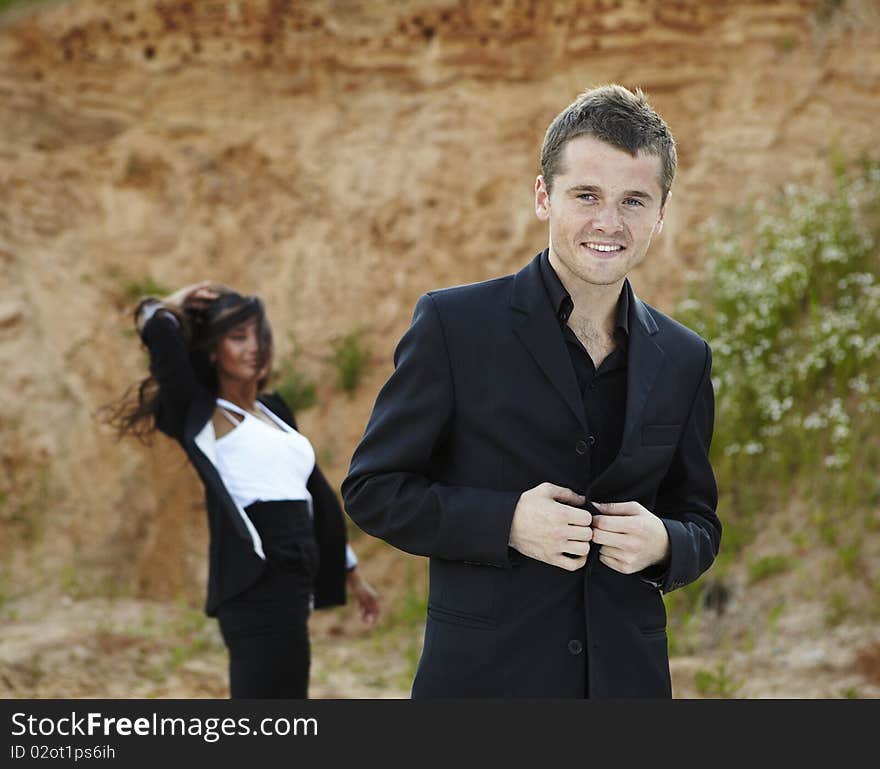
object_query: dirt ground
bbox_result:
[1,596,878,700]
[2,567,878,700]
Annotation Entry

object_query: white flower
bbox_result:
[823,454,848,469]
[803,413,825,430]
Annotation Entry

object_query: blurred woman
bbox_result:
[109,281,379,698]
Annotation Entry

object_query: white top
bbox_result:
[214,398,316,509]
[213,398,358,571]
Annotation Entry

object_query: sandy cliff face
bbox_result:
[0,0,878,601]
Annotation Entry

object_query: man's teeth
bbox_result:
[585,243,623,252]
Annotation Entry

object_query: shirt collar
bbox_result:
[538,248,629,336]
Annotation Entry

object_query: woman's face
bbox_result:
[213,318,264,385]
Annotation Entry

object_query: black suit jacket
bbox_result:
[140,312,348,616]
[342,251,720,697]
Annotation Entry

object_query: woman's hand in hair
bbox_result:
[162,281,225,312]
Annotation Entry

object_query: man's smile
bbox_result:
[582,241,626,256]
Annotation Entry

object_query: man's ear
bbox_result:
[535,175,551,222]
[655,189,671,235]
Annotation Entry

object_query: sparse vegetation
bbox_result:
[123,276,170,303]
[370,558,428,688]
[332,328,371,395]
[748,555,792,583]
[836,542,861,575]
[0,0,54,16]
[694,662,741,698]
[825,591,851,626]
[673,157,880,587]
[0,571,11,615]
[766,600,786,632]
[660,159,880,680]
[124,154,145,181]
[814,0,846,24]
[0,465,49,545]
[678,160,880,506]
[273,333,318,412]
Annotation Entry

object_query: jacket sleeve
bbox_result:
[341,294,520,566]
[651,341,721,593]
[139,310,201,441]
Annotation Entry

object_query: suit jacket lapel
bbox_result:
[591,281,666,493]
[510,252,589,434]
[183,389,267,558]
[620,282,665,454]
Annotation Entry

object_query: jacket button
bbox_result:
[568,639,584,655]
[575,440,588,455]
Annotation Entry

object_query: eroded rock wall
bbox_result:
[0,0,877,600]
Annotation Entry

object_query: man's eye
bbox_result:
[577,193,597,201]
[623,198,644,207]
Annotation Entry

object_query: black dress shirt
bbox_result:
[539,250,629,482]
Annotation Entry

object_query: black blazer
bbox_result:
[342,251,720,698]
[140,311,348,617]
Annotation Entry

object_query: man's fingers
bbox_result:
[556,502,591,527]
[591,528,626,548]
[561,539,591,557]
[544,483,586,507]
[593,501,637,515]
[556,553,588,571]
[596,543,627,559]
[565,525,592,543]
[591,514,633,534]
[599,552,625,572]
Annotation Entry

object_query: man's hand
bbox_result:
[591,501,670,574]
[509,483,591,571]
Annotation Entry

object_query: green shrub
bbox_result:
[124,277,170,303]
[694,662,741,698]
[273,335,318,413]
[0,0,47,14]
[747,555,791,583]
[825,591,851,626]
[677,159,880,546]
[836,542,861,575]
[332,329,371,395]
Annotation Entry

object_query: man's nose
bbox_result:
[590,203,623,232]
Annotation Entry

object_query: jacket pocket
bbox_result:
[427,604,498,630]
[433,559,500,621]
[641,423,681,446]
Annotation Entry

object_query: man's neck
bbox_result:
[548,251,624,334]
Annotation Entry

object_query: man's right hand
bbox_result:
[508,483,592,571]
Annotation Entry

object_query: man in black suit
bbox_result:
[342,85,720,698]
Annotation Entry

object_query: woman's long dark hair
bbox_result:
[102,289,274,442]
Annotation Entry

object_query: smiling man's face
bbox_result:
[535,134,668,292]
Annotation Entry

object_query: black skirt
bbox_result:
[215,499,319,699]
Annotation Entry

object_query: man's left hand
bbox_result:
[591,501,670,574]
